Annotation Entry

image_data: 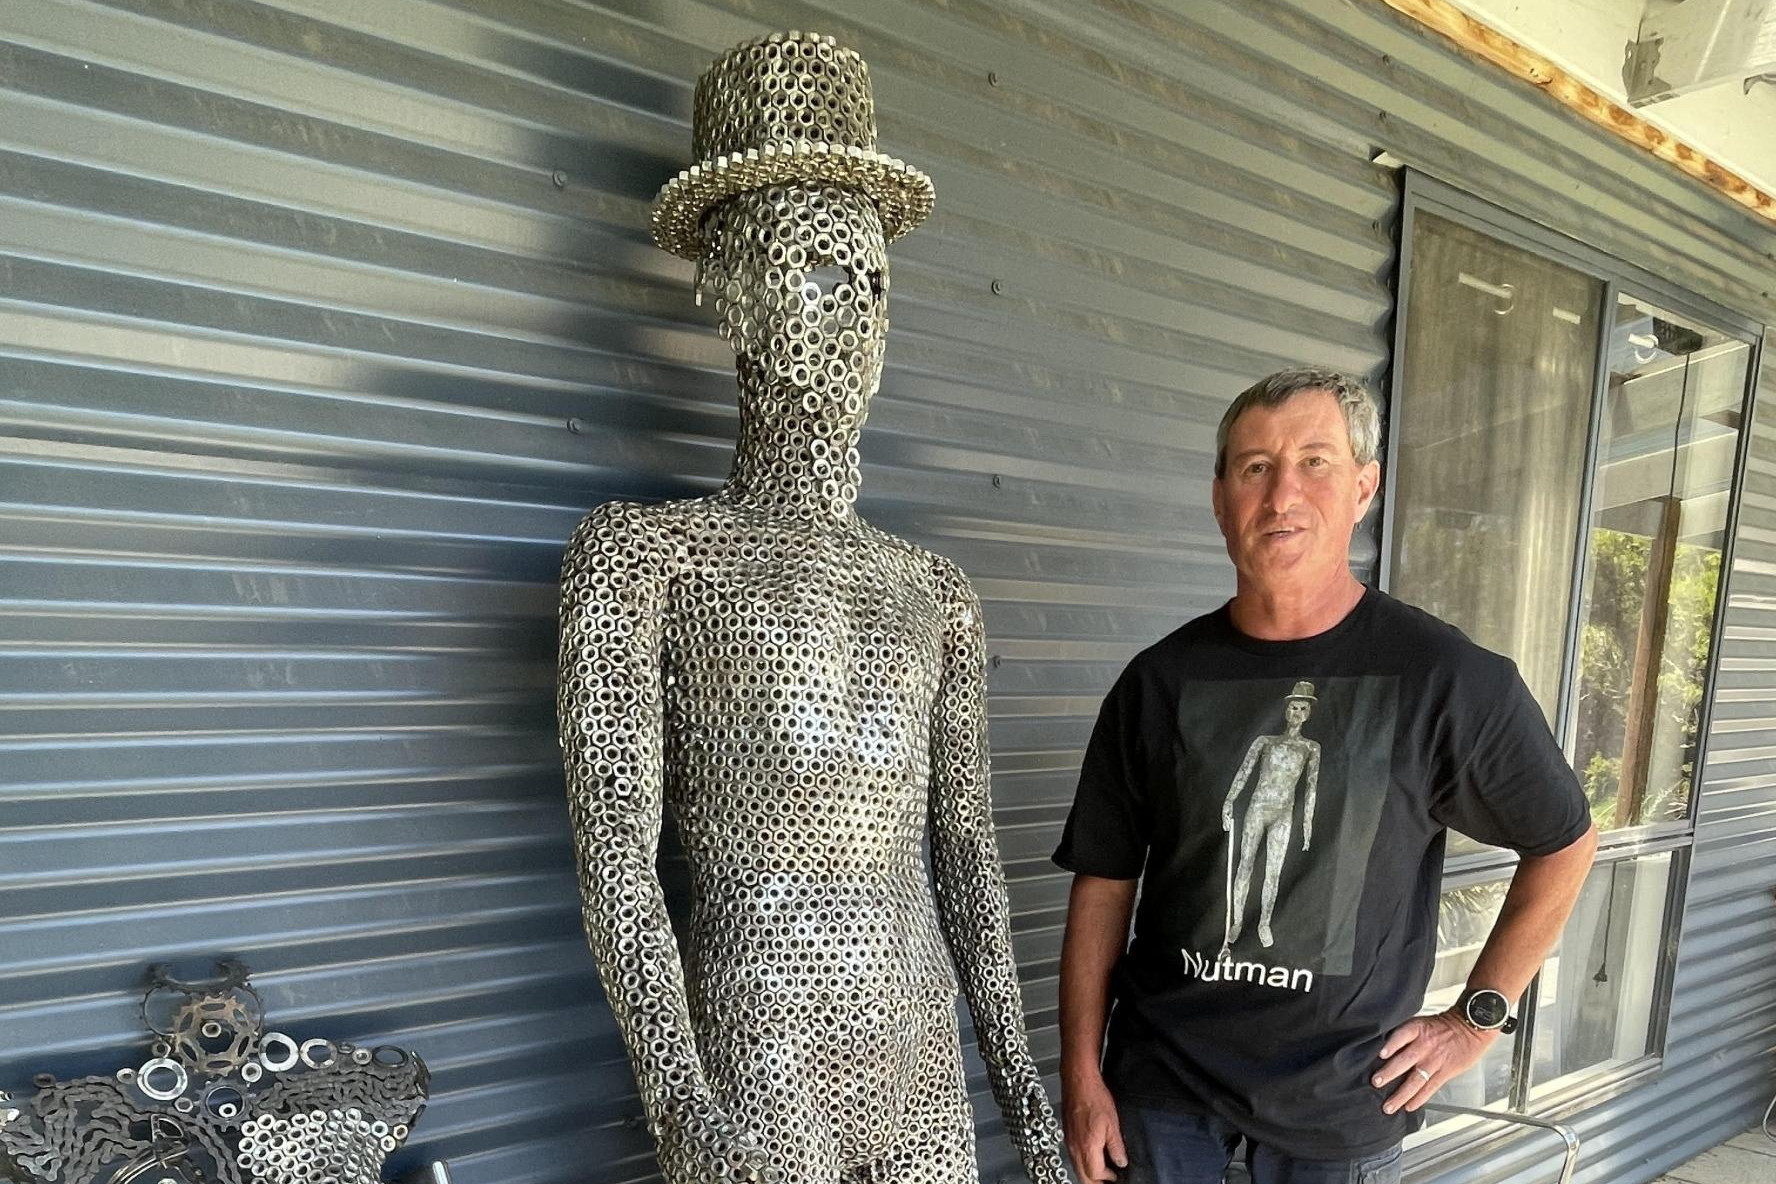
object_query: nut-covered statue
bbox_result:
[556,30,1066,1184]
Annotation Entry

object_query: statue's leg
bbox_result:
[1257,818,1292,948]
[808,994,940,1175]
[696,1003,839,1184]
[1228,808,1267,946]
[848,995,977,1184]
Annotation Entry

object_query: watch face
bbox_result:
[1466,989,1509,1029]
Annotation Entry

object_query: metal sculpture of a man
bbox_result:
[557,32,1065,1184]
[1221,681,1321,952]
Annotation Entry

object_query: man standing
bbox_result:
[1054,369,1597,1184]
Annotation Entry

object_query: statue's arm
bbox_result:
[925,558,1066,1184]
[1303,742,1320,851]
[1224,739,1264,828]
[558,505,767,1183]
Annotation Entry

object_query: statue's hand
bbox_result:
[1221,808,1234,832]
[1005,1074,1069,1184]
[653,1103,779,1184]
[1020,1139,1070,1184]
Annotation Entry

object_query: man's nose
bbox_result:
[1263,466,1304,513]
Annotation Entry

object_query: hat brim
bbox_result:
[650,140,935,260]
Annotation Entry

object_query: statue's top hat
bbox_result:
[650,31,935,260]
[1285,681,1317,704]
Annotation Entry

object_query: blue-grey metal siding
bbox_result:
[0,3,1769,1184]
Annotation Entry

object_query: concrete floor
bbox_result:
[1652,1125,1775,1184]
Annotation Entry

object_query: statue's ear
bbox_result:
[692,201,732,307]
[694,252,726,308]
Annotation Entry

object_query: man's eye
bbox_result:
[1304,456,1325,468]
[1246,463,1268,476]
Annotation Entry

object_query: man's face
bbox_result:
[697,183,889,426]
[1211,390,1380,596]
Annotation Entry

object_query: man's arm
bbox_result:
[1372,823,1599,1113]
[1060,873,1139,1184]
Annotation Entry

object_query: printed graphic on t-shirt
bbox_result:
[1220,679,1321,954]
[1171,676,1397,984]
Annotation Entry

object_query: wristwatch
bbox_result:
[1458,987,1519,1034]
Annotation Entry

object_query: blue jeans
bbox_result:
[1119,1106,1403,1184]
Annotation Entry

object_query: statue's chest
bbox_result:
[1260,744,1308,780]
[663,535,945,699]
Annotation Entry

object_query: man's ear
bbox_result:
[1211,476,1226,530]
[1355,460,1381,518]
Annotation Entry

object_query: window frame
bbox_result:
[1380,171,1764,1129]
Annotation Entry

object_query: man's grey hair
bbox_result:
[1214,367,1382,478]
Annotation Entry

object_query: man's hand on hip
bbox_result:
[1372,1011,1495,1115]
[1062,1071,1127,1184]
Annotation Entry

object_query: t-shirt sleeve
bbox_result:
[1430,654,1591,855]
[1053,665,1151,879]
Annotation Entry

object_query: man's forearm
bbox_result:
[1374,824,1600,1114]
[1466,824,1599,1005]
[1059,874,1138,1083]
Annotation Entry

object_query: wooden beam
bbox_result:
[1614,495,1684,829]
[1375,0,1776,227]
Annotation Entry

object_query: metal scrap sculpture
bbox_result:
[557,30,1066,1184]
[0,962,428,1184]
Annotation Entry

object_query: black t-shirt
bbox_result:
[1052,588,1589,1159]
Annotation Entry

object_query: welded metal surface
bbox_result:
[0,4,1771,1184]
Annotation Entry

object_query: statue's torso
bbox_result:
[648,499,960,1009]
[1255,739,1311,788]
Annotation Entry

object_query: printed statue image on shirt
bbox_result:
[1220,680,1320,954]
[1166,675,1398,983]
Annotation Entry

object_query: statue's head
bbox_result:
[696,184,889,422]
[649,32,933,423]
[1284,681,1317,728]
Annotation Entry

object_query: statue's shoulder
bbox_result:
[564,498,701,575]
[923,550,979,609]
[867,529,983,620]
[859,525,976,593]
[573,495,717,537]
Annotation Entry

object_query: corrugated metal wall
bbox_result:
[0,3,1769,1184]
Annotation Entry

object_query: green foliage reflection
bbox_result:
[1572,527,1720,830]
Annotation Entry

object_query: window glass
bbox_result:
[1389,211,1603,728]
[1567,297,1747,830]
[1389,182,1755,1134]
[1529,853,1674,1092]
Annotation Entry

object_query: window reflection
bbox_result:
[1388,212,1604,857]
[1389,213,1601,731]
[1529,853,1673,1092]
[1567,297,1747,830]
